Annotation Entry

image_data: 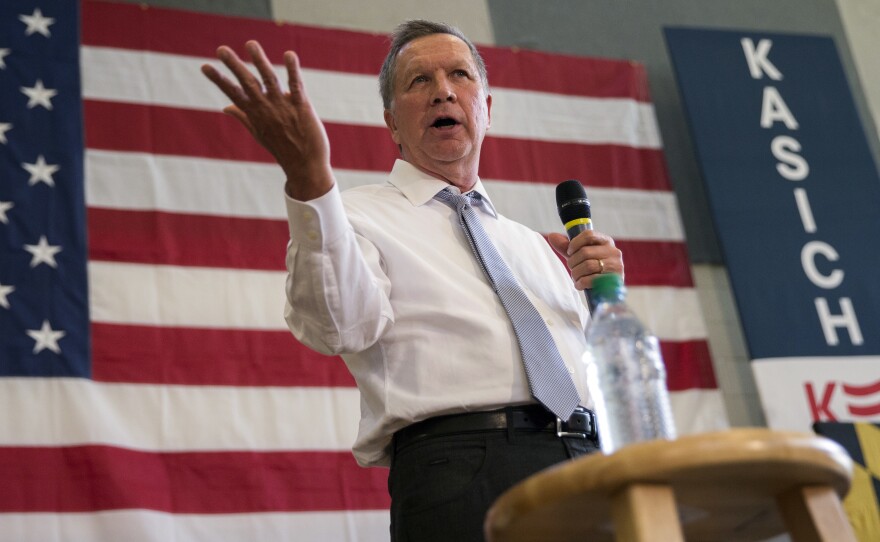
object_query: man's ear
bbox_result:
[486,94,492,129]
[384,109,401,144]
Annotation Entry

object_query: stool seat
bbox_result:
[485,428,855,541]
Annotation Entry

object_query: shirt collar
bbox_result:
[388,159,499,218]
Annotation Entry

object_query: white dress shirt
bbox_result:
[284,160,592,467]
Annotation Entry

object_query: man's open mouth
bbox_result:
[431,117,459,128]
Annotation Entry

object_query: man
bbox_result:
[202,20,623,541]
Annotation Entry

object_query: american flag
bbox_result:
[0,1,726,540]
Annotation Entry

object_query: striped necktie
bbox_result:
[435,188,581,420]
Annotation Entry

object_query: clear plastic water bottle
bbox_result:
[583,273,676,454]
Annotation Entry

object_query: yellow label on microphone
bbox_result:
[564,218,592,230]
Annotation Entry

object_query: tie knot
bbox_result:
[435,188,482,210]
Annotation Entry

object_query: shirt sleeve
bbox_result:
[283,185,394,355]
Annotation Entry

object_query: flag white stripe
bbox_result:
[490,90,662,148]
[84,149,289,220]
[81,46,662,148]
[481,178,684,241]
[0,378,359,450]
[627,286,708,340]
[85,149,684,241]
[668,389,729,434]
[88,261,705,340]
[0,378,721,449]
[0,510,390,542]
[88,261,287,330]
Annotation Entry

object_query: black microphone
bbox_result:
[556,179,596,313]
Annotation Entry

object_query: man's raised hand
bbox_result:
[201,40,334,200]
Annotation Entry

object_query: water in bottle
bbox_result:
[583,273,676,454]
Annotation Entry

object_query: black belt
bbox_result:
[393,405,597,453]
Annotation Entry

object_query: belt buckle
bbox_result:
[556,408,591,439]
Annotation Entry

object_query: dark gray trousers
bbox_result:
[388,426,599,542]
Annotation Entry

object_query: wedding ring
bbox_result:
[598,259,605,273]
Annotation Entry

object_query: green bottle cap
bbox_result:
[592,272,625,300]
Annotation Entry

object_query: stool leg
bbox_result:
[777,485,857,542]
[611,483,685,542]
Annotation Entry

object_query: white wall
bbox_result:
[270,0,495,44]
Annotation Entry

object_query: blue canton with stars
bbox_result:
[1,1,90,376]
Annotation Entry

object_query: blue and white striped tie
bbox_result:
[435,188,581,420]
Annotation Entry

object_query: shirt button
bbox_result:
[568,365,575,374]
[307,231,318,242]
[546,319,554,326]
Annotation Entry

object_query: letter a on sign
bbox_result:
[761,87,799,129]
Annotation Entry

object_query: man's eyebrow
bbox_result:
[399,58,475,82]
[399,61,424,77]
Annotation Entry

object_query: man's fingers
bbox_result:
[546,232,570,257]
[566,229,614,255]
[201,63,250,108]
[246,40,281,95]
[222,105,256,131]
[284,51,307,103]
[565,229,623,280]
[571,257,606,277]
[572,246,621,270]
[216,46,266,101]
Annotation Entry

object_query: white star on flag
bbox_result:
[0,200,13,224]
[19,8,55,38]
[20,79,57,110]
[0,122,11,144]
[0,283,14,309]
[22,155,60,186]
[24,235,62,268]
[0,48,10,69]
[26,320,66,354]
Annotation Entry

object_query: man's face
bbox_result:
[383,34,492,178]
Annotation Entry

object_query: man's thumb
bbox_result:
[546,232,570,257]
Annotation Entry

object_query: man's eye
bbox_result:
[412,75,428,84]
[453,70,469,78]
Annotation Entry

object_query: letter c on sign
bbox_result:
[801,241,844,289]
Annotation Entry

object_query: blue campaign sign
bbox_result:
[664,27,880,359]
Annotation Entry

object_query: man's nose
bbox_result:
[431,78,456,104]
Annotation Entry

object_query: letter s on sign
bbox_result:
[771,135,810,181]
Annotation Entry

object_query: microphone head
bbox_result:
[556,179,591,225]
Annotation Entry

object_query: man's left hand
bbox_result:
[547,231,624,290]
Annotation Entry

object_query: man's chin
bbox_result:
[426,142,474,162]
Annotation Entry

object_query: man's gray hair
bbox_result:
[379,20,489,110]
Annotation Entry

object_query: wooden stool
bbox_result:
[485,429,856,541]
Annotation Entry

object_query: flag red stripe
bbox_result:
[0,446,389,513]
[87,208,289,271]
[479,136,671,190]
[90,323,355,387]
[662,340,718,390]
[88,208,691,286]
[84,100,672,190]
[614,240,694,287]
[543,235,694,287]
[90,321,708,388]
[81,0,650,100]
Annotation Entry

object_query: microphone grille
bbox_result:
[556,179,587,206]
[556,180,591,224]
